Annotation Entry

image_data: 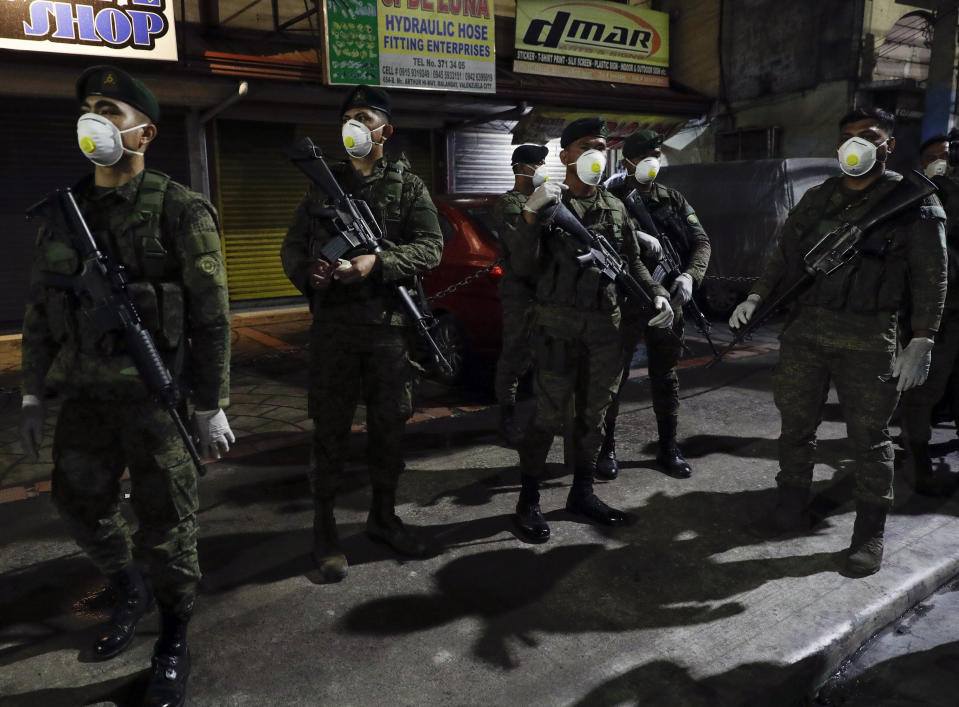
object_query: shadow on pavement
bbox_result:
[0,670,148,707]
[572,653,824,707]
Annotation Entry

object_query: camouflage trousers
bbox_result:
[606,313,684,441]
[773,336,899,508]
[51,398,199,615]
[494,296,535,406]
[900,309,959,443]
[519,312,622,476]
[308,321,414,501]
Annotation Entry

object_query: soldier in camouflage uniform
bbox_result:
[492,144,549,446]
[899,132,959,496]
[604,130,712,479]
[508,117,674,543]
[19,66,232,707]
[281,86,443,582]
[730,107,947,576]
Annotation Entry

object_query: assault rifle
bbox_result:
[27,189,206,475]
[540,199,690,354]
[286,137,453,378]
[707,170,938,367]
[622,189,719,355]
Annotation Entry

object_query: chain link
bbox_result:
[703,274,760,283]
[427,259,504,302]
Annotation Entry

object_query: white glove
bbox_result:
[523,182,564,214]
[636,231,662,259]
[193,408,235,459]
[669,273,694,308]
[648,295,674,329]
[20,395,44,461]
[729,293,762,329]
[892,337,935,392]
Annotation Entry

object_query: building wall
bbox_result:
[656,0,720,98]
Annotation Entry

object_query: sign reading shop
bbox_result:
[0,0,177,61]
[514,0,668,87]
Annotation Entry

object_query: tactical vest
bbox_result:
[644,187,694,261]
[308,158,415,323]
[785,175,919,314]
[41,169,187,357]
[539,187,627,313]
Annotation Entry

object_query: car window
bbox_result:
[437,213,456,243]
[464,205,500,241]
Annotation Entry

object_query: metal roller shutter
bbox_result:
[450,125,566,194]
[0,98,188,328]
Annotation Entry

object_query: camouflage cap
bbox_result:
[511,144,549,165]
[76,65,160,123]
[340,85,392,119]
[560,117,609,148]
[623,130,664,159]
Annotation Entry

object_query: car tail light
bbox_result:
[490,266,503,277]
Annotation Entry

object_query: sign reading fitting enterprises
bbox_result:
[0,0,177,60]
[514,0,668,87]
[324,0,495,93]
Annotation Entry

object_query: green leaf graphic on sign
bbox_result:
[327,0,378,84]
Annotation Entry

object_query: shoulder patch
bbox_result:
[196,254,220,276]
[686,213,700,225]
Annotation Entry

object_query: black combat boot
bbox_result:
[513,474,550,543]
[144,611,191,707]
[565,467,629,526]
[846,503,888,576]
[595,435,618,481]
[366,487,430,557]
[904,439,954,497]
[656,417,692,478]
[749,484,810,538]
[93,564,155,660]
[498,404,524,448]
[312,500,348,583]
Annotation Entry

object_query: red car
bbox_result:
[422,194,504,384]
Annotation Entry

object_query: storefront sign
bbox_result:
[0,0,177,60]
[325,0,495,93]
[512,108,685,147]
[514,0,668,87]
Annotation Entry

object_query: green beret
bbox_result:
[622,130,663,159]
[511,144,549,165]
[340,85,392,120]
[560,117,609,148]
[76,65,160,123]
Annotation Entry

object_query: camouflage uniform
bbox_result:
[900,173,959,444]
[281,156,442,502]
[605,177,711,439]
[492,190,535,407]
[510,186,669,477]
[22,170,231,614]
[749,172,946,508]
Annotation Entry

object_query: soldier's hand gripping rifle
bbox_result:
[707,170,938,367]
[285,137,453,378]
[27,189,206,475]
[622,189,718,355]
[540,199,690,354]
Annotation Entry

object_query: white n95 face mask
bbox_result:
[342,119,384,158]
[518,164,550,187]
[76,113,146,167]
[574,149,607,185]
[924,159,949,178]
[837,136,885,177]
[629,156,660,183]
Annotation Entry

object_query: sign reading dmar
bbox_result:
[325,0,495,93]
[514,0,668,87]
[0,0,177,61]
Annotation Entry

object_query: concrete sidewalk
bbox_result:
[1,323,958,705]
